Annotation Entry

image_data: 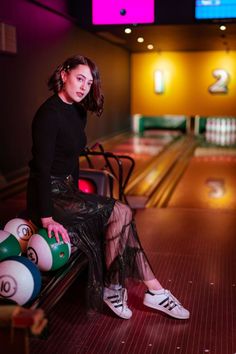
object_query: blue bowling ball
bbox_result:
[0,256,41,306]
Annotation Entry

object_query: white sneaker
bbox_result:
[103,286,132,319]
[143,289,190,320]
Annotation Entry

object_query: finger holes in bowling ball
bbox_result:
[27,228,71,272]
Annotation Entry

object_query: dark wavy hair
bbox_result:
[48,55,104,117]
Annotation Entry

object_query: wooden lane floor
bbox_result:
[168,154,236,210]
[125,135,197,208]
[122,134,236,210]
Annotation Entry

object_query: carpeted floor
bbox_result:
[29,208,236,354]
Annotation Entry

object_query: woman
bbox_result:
[27,54,190,320]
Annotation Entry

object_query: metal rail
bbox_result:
[80,144,135,203]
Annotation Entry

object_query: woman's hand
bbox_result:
[41,217,70,244]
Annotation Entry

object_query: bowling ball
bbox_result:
[0,230,21,261]
[0,256,41,306]
[4,218,37,253]
[26,228,71,272]
[78,178,97,194]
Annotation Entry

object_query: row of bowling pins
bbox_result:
[206,118,236,133]
[205,131,236,146]
[205,118,236,146]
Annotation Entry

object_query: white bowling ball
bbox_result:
[0,256,41,305]
[4,218,37,253]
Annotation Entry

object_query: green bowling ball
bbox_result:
[26,228,71,272]
[0,230,21,261]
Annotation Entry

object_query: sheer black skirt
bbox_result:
[27,175,155,311]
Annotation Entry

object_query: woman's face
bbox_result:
[59,64,93,104]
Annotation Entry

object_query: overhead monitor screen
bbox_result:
[195,0,236,20]
[92,0,155,25]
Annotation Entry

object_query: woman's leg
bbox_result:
[104,201,157,286]
[104,201,190,320]
[144,278,163,290]
[105,202,163,290]
[104,201,158,319]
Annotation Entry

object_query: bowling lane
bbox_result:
[168,155,236,210]
[105,130,182,174]
[112,131,178,154]
[80,130,181,192]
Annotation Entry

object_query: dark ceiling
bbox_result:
[32,0,236,53]
[91,23,236,53]
[68,0,236,53]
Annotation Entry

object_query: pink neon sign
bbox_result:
[92,0,155,25]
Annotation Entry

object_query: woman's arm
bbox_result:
[32,103,70,243]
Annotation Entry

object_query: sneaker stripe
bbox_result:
[146,290,155,296]
[169,303,177,310]
[159,298,178,311]
[159,297,169,306]
[108,295,120,300]
[104,287,132,319]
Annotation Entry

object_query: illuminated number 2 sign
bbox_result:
[209,69,230,94]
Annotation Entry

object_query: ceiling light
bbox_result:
[137,37,144,43]
[124,28,132,34]
[147,44,154,50]
[220,25,226,31]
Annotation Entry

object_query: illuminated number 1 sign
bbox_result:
[209,69,230,94]
[154,70,164,94]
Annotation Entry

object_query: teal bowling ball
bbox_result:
[26,228,71,272]
[0,230,21,261]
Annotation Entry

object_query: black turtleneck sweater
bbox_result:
[29,94,87,217]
